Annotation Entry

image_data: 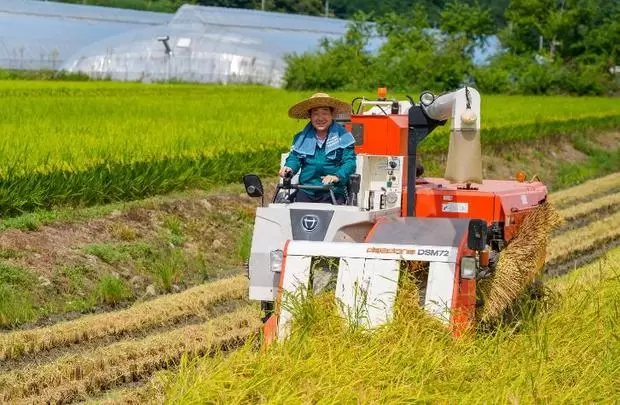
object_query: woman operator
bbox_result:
[279,93,357,204]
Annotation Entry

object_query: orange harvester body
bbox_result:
[348,113,548,243]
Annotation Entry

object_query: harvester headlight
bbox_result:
[460,256,477,279]
[420,91,435,106]
[270,250,283,273]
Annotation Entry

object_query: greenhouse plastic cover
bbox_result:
[60,5,372,86]
[0,0,169,70]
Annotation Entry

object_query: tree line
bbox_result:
[285,0,619,95]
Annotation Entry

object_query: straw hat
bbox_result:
[288,93,350,119]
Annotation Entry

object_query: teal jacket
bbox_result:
[284,122,357,197]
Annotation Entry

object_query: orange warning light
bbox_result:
[516,171,526,183]
[377,87,387,100]
[479,250,490,267]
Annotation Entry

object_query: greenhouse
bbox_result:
[0,0,169,70]
[1,1,497,86]
[60,5,360,86]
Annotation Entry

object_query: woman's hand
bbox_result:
[321,175,339,184]
[279,167,292,177]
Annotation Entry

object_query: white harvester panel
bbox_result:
[279,153,404,212]
[276,241,459,340]
[357,155,403,211]
[335,257,400,328]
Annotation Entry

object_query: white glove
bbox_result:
[321,175,339,184]
[279,167,292,177]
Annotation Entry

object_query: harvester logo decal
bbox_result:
[301,215,319,232]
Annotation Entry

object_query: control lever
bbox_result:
[348,174,361,206]
[380,187,387,209]
[282,171,293,200]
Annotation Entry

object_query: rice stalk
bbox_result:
[0,82,618,217]
[547,209,620,263]
[557,191,620,222]
[162,249,620,404]
[550,172,620,208]
[0,275,248,361]
[0,305,260,403]
[479,202,563,322]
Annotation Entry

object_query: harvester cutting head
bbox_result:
[243,87,556,344]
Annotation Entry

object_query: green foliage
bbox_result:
[0,285,35,327]
[163,215,185,247]
[284,13,375,90]
[0,68,92,82]
[56,264,92,294]
[440,0,496,45]
[0,262,36,287]
[283,0,619,95]
[0,248,21,259]
[236,226,253,262]
[84,242,154,264]
[150,248,185,293]
[555,137,620,188]
[95,274,132,305]
[285,6,479,92]
[0,263,37,327]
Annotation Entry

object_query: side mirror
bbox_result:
[243,174,264,198]
[467,219,488,251]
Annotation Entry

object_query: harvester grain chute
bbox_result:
[243,87,558,343]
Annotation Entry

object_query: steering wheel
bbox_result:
[279,172,338,205]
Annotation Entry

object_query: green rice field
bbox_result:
[0,81,618,216]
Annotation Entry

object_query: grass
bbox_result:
[0,175,616,402]
[164,247,620,404]
[0,285,36,327]
[0,81,618,216]
[108,223,138,241]
[84,242,154,265]
[0,263,37,327]
[558,192,620,222]
[554,138,620,189]
[95,274,133,306]
[236,226,253,263]
[150,248,185,292]
[163,215,185,247]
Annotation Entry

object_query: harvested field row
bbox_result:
[550,172,620,208]
[0,305,260,404]
[0,275,248,361]
[547,209,620,265]
[557,191,620,223]
[79,371,169,405]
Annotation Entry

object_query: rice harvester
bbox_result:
[242,87,549,343]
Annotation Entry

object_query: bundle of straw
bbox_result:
[479,202,562,322]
